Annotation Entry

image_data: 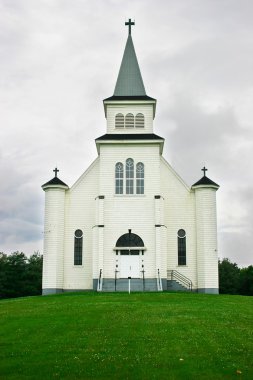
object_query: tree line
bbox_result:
[0,252,252,298]
[219,258,253,296]
[0,251,42,299]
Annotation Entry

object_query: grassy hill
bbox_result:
[0,292,253,379]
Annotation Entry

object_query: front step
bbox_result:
[102,278,158,292]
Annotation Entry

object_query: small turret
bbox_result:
[192,167,219,294]
[42,168,68,295]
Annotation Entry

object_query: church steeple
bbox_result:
[113,33,146,96]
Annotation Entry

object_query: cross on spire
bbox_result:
[202,166,208,177]
[53,167,59,177]
[125,18,135,35]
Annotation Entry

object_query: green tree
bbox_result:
[0,251,43,299]
[239,265,253,296]
[26,252,43,296]
[218,258,240,294]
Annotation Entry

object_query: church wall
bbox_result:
[63,159,100,290]
[99,143,161,279]
[160,158,198,289]
[106,104,154,134]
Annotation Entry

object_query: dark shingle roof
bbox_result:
[42,176,68,188]
[96,133,164,141]
[104,95,156,101]
[192,176,219,188]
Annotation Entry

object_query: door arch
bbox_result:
[115,232,145,278]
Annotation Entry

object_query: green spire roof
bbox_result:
[114,35,146,96]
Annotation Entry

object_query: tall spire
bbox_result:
[113,21,146,97]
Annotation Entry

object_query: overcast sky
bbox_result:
[0,0,252,267]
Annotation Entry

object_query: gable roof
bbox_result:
[113,35,146,96]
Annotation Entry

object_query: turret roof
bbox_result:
[42,176,68,189]
[192,175,219,188]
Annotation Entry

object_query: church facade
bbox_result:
[42,22,219,295]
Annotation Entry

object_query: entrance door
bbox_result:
[120,252,140,278]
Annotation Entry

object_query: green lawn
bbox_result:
[0,292,252,379]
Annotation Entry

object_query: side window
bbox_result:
[74,229,83,265]
[136,162,144,194]
[135,113,144,128]
[126,158,134,194]
[115,162,124,194]
[115,113,124,128]
[177,229,186,265]
[125,113,134,128]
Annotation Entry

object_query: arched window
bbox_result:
[74,229,83,265]
[135,113,144,128]
[125,113,134,128]
[177,229,186,265]
[115,162,124,194]
[126,158,134,194]
[136,162,144,194]
[115,113,124,128]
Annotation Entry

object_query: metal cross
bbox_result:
[202,166,208,176]
[53,167,59,177]
[125,18,135,35]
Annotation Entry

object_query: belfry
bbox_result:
[42,21,219,294]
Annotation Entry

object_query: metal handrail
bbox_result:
[97,269,102,292]
[167,270,192,291]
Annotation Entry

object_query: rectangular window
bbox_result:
[74,237,83,265]
[178,237,186,265]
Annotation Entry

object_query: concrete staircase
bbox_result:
[167,279,190,292]
[102,278,158,292]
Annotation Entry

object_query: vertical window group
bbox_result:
[115,158,144,195]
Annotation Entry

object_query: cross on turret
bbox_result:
[53,167,59,177]
[202,166,208,177]
[125,18,135,35]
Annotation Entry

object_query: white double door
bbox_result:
[120,252,140,278]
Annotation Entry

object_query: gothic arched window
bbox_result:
[125,113,134,128]
[74,229,83,265]
[135,113,144,128]
[136,162,144,194]
[115,162,124,194]
[177,229,186,265]
[115,113,124,128]
[126,158,134,194]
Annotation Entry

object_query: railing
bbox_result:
[97,269,103,292]
[167,270,192,291]
[114,269,119,291]
[157,269,163,291]
[141,268,145,291]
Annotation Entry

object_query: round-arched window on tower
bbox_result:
[135,113,144,128]
[115,113,124,128]
[125,113,134,128]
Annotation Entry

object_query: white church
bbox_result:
[42,20,219,295]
